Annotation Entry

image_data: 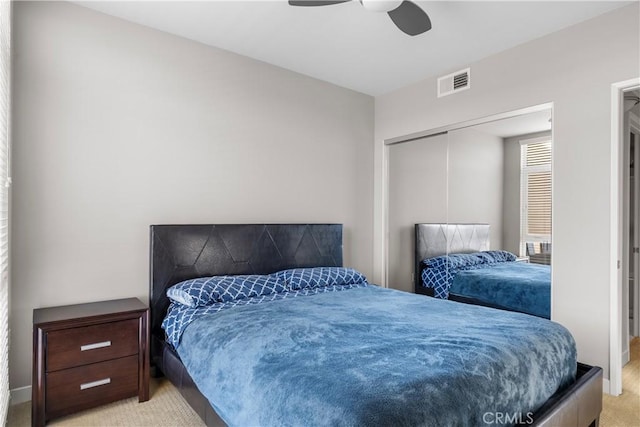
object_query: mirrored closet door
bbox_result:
[386,107,553,316]
[387,133,448,293]
[447,111,552,264]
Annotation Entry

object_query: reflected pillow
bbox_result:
[167,274,287,308]
[423,250,518,270]
[482,250,517,263]
[422,253,486,270]
[275,267,367,290]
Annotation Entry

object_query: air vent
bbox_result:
[437,68,470,98]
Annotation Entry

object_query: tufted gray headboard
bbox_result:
[414,223,490,294]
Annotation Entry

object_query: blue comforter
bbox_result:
[449,262,550,319]
[174,285,575,427]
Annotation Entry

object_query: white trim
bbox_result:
[602,378,611,395]
[610,78,640,397]
[10,385,30,405]
[622,348,630,366]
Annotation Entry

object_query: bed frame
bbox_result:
[150,223,602,427]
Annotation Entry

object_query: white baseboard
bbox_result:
[10,385,31,405]
[602,378,611,395]
[622,349,630,366]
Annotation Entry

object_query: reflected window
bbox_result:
[520,137,552,264]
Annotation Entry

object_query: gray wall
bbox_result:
[448,127,504,248]
[387,127,504,293]
[374,3,640,382]
[387,135,448,292]
[10,2,374,390]
[502,130,552,255]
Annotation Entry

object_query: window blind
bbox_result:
[527,171,552,235]
[0,0,10,422]
[521,139,552,244]
[526,141,552,167]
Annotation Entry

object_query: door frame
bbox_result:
[610,78,640,396]
[633,124,640,338]
[621,102,640,366]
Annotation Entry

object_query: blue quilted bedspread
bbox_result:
[173,285,576,427]
[449,262,551,319]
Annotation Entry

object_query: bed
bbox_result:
[150,223,602,427]
[415,223,551,319]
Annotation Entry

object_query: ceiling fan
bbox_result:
[288,0,432,36]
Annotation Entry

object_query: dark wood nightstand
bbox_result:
[32,298,149,427]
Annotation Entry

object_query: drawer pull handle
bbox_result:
[80,341,111,351]
[80,378,111,390]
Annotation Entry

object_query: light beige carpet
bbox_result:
[7,340,640,426]
[7,377,205,427]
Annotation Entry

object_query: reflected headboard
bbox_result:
[149,223,343,367]
[414,223,490,294]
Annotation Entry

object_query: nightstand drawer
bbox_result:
[46,319,139,372]
[45,355,138,420]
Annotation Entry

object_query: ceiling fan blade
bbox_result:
[289,0,350,6]
[387,1,432,36]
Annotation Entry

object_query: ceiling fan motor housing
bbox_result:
[289,0,432,36]
[360,0,404,13]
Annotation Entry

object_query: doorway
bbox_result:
[611,78,640,396]
[622,91,640,365]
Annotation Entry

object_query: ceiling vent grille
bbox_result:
[437,68,470,98]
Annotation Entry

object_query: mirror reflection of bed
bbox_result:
[387,107,552,317]
[415,223,550,319]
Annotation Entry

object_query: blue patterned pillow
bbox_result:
[166,275,287,308]
[482,250,517,263]
[422,253,485,269]
[275,267,367,290]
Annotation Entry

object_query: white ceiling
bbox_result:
[74,1,632,96]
